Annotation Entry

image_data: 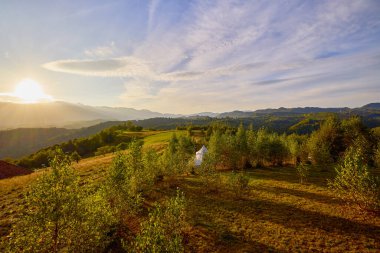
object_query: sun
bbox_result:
[14,79,53,103]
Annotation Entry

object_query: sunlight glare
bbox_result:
[14,79,53,103]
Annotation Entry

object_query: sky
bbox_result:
[0,0,380,114]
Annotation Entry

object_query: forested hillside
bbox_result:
[1,115,379,252]
[2,104,379,159]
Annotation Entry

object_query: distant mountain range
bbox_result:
[1,101,379,130]
[0,101,179,129]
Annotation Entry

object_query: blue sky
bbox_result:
[0,0,380,113]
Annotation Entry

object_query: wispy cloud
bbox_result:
[84,41,117,58]
[42,0,380,113]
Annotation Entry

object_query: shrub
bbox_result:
[131,190,186,253]
[95,145,116,156]
[328,147,380,213]
[228,172,250,198]
[296,163,310,184]
[198,156,222,193]
[4,149,114,252]
[104,151,143,219]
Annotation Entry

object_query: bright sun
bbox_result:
[14,79,52,103]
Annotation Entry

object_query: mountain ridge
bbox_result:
[0,101,379,130]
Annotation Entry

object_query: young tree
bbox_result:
[306,116,340,167]
[5,149,114,252]
[71,150,81,163]
[132,190,186,253]
[296,163,310,184]
[235,123,248,169]
[328,147,380,212]
[228,172,250,198]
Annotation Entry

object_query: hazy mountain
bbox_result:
[217,103,380,118]
[0,101,179,130]
[188,112,220,117]
[361,103,380,109]
[2,101,379,130]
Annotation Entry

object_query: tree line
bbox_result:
[16,122,143,169]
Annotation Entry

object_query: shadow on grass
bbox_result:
[256,185,343,206]
[247,167,334,187]
[189,211,287,253]
[200,195,379,241]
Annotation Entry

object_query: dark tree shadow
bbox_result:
[255,185,344,206]
[200,195,379,240]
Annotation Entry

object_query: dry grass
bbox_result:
[149,168,380,252]
[1,130,379,252]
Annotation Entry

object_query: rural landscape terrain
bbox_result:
[1,110,380,252]
[1,0,380,252]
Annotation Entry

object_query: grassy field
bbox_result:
[147,168,380,252]
[1,129,380,252]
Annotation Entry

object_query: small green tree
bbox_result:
[228,172,250,198]
[198,155,222,193]
[296,163,310,184]
[143,148,161,183]
[104,150,143,219]
[328,147,380,212]
[71,150,81,163]
[131,190,186,253]
[5,149,114,252]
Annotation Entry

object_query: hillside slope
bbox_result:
[0,161,31,179]
[0,121,133,159]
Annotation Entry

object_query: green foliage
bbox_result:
[328,147,380,212]
[104,151,143,219]
[4,149,115,252]
[161,134,194,176]
[95,145,116,156]
[143,148,162,183]
[296,164,310,184]
[132,190,186,253]
[306,117,339,166]
[70,150,81,163]
[247,128,290,167]
[198,156,222,192]
[374,144,380,168]
[286,134,304,165]
[17,122,143,169]
[228,172,250,198]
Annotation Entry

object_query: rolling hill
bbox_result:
[1,103,379,159]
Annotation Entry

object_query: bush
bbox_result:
[104,151,143,219]
[228,172,250,198]
[131,190,186,253]
[296,164,310,184]
[328,147,380,213]
[198,156,222,193]
[4,149,114,252]
[95,145,116,156]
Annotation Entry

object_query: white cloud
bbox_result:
[43,57,156,78]
[42,0,380,113]
[148,0,161,32]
